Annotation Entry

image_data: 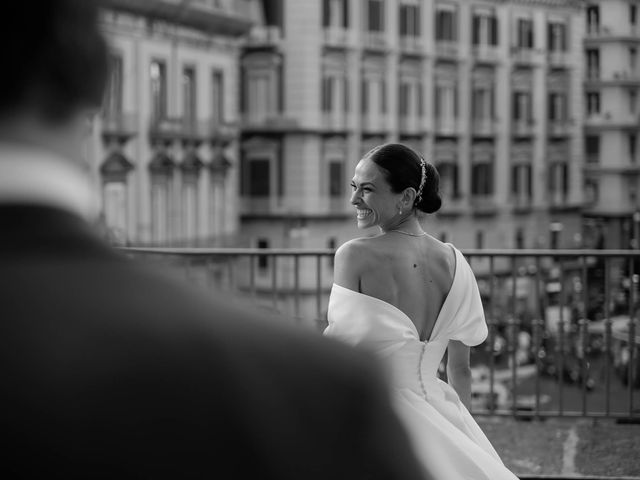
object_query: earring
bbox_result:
[398,208,403,216]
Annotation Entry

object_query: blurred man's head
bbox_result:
[0,0,108,162]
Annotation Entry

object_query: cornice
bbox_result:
[474,0,585,9]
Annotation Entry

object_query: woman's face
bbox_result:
[350,158,402,230]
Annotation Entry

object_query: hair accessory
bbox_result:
[416,157,427,204]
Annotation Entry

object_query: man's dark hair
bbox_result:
[1,0,109,121]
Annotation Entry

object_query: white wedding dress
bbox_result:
[325,246,518,480]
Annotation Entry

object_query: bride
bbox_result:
[324,144,518,479]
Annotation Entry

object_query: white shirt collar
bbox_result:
[0,143,99,220]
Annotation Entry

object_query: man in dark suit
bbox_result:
[0,1,430,478]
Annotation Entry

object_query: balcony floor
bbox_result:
[479,417,640,478]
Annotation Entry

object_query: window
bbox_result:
[257,238,269,270]
[586,5,599,32]
[247,74,271,120]
[547,22,567,51]
[361,78,369,114]
[517,18,534,49]
[435,84,458,121]
[471,163,493,195]
[435,7,456,41]
[512,92,532,123]
[182,66,196,122]
[212,70,224,123]
[586,49,600,78]
[182,179,198,244]
[511,164,533,201]
[472,87,493,120]
[103,182,127,244]
[632,4,638,25]
[549,162,569,199]
[151,176,170,244]
[630,133,637,160]
[515,228,525,249]
[328,160,344,197]
[437,162,459,199]
[399,82,409,116]
[630,47,637,71]
[585,135,600,163]
[399,3,420,37]
[247,158,271,197]
[327,237,338,267]
[630,89,637,114]
[367,0,384,32]
[548,93,567,121]
[104,54,123,117]
[323,0,349,28]
[586,92,600,115]
[150,60,167,121]
[475,231,484,249]
[472,11,498,46]
[322,76,335,112]
[585,178,599,204]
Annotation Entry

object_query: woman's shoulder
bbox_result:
[335,236,378,264]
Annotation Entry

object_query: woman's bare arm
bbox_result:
[446,340,472,409]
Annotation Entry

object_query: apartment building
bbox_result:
[235,0,586,324]
[89,0,256,246]
[582,0,640,250]
[240,0,585,250]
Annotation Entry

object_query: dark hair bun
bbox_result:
[365,143,442,214]
[414,163,442,214]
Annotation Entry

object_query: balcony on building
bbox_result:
[547,50,571,69]
[148,116,208,142]
[207,120,239,144]
[322,112,350,132]
[434,117,460,136]
[471,118,496,137]
[245,25,283,48]
[435,40,459,61]
[437,196,465,217]
[398,115,422,135]
[101,112,138,141]
[512,194,533,213]
[241,112,300,132]
[585,112,638,130]
[315,196,352,217]
[399,35,424,56]
[471,44,500,64]
[548,120,571,137]
[362,31,388,52]
[102,0,252,37]
[470,194,498,215]
[511,46,536,66]
[549,191,570,210]
[241,196,287,216]
[592,69,640,86]
[512,120,535,137]
[323,26,352,48]
[361,114,389,134]
[585,24,640,43]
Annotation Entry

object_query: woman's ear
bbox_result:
[403,187,417,208]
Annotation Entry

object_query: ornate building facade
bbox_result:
[89,0,257,246]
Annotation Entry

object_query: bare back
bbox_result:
[335,233,456,341]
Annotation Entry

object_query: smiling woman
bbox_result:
[326,143,519,480]
[349,143,441,231]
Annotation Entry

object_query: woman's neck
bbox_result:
[379,213,424,234]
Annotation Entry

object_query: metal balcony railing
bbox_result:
[122,247,640,421]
